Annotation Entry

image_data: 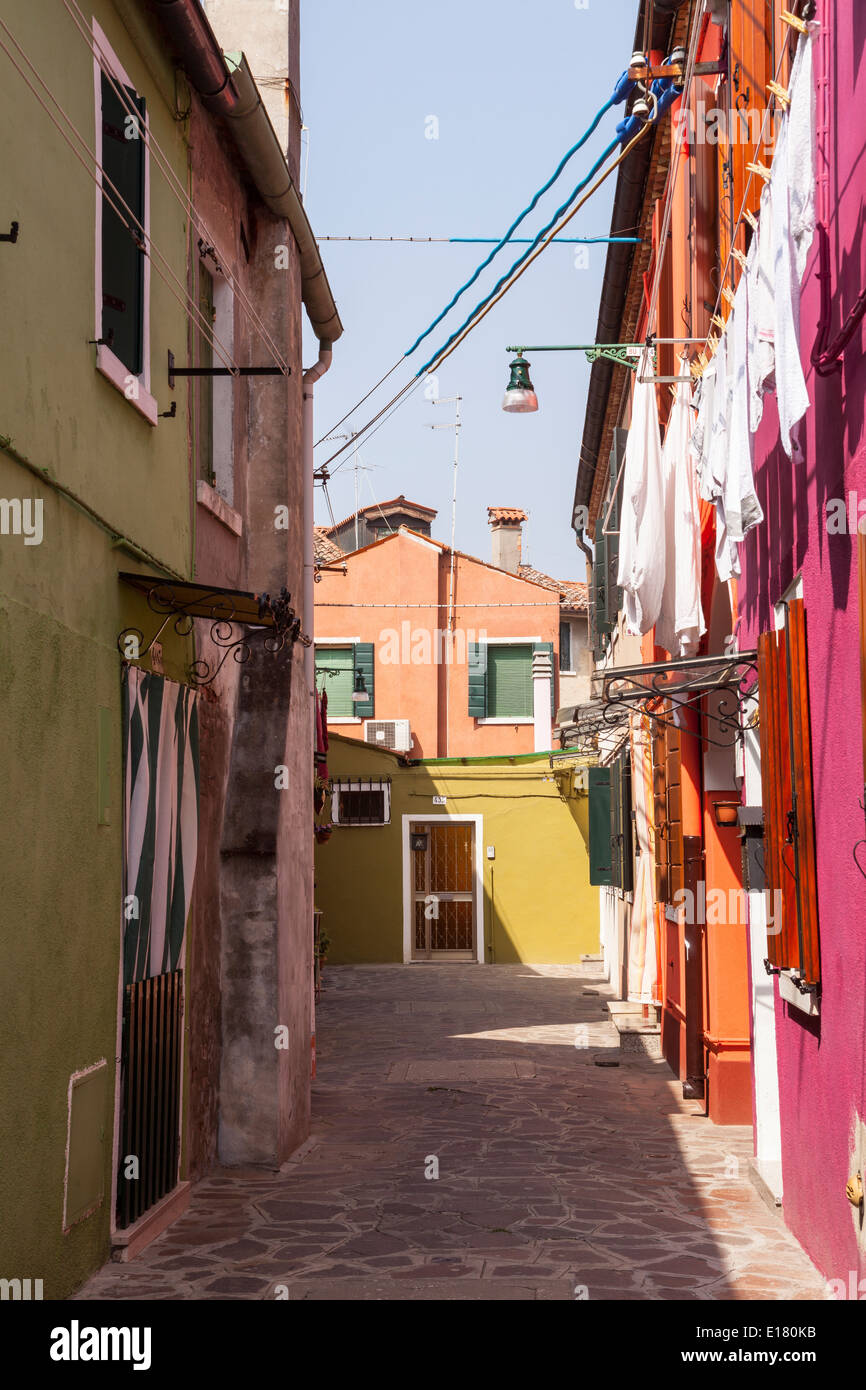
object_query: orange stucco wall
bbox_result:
[314,530,561,758]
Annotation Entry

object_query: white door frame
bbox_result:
[401,814,485,963]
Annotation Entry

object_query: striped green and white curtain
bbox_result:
[122,666,200,985]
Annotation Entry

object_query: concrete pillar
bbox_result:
[532,650,552,752]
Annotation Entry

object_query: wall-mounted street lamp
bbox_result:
[351,669,368,703]
[501,342,645,414]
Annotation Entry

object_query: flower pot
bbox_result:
[315,826,332,844]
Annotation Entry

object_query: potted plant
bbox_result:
[313,774,331,816]
[314,823,333,845]
[317,927,332,969]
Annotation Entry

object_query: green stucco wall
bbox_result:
[314,736,598,966]
[0,0,194,1297]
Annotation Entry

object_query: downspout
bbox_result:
[303,343,332,696]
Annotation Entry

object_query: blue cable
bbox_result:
[416,135,619,375]
[403,70,636,359]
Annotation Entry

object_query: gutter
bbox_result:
[151,0,343,344]
[572,0,687,535]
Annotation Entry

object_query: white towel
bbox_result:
[727,276,764,540]
[788,23,818,284]
[747,186,776,431]
[705,330,729,500]
[617,349,666,636]
[655,358,706,657]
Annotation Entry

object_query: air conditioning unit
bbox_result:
[364,719,412,752]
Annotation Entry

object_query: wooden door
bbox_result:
[411,822,475,960]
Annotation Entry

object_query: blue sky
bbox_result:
[301,0,640,581]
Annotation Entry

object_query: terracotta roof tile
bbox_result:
[487,507,529,524]
[313,526,344,564]
[518,565,589,610]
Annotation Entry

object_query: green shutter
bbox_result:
[468,641,488,718]
[101,74,145,374]
[488,645,533,717]
[533,641,556,717]
[352,642,375,718]
[593,522,609,659]
[610,751,634,893]
[606,430,627,628]
[315,647,354,716]
[588,765,613,885]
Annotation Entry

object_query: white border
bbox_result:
[63,1058,108,1232]
[332,780,391,825]
[401,813,484,964]
[92,20,157,426]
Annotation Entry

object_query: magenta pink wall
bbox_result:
[738,0,866,1283]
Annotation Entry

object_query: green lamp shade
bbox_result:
[502,354,538,413]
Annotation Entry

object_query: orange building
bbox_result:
[313,507,570,759]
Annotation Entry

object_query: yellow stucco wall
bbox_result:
[314,735,598,965]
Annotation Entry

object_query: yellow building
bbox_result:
[314,734,598,965]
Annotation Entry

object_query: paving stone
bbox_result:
[74,963,826,1304]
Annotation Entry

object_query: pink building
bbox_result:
[737,0,866,1289]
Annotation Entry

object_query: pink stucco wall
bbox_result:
[738,0,866,1283]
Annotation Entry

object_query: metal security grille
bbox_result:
[116,970,184,1229]
[411,822,475,959]
[333,778,390,825]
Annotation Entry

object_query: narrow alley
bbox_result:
[75,965,825,1302]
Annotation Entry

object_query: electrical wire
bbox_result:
[62,0,291,378]
[315,121,653,476]
[415,135,619,372]
[403,94,619,358]
[314,357,406,448]
[0,19,238,373]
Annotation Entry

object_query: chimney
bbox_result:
[488,507,527,574]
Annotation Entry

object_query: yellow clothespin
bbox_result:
[780,8,808,35]
[731,247,748,272]
[707,334,720,354]
[711,313,726,332]
[743,209,759,233]
[767,80,791,109]
[747,160,772,182]
[722,286,735,307]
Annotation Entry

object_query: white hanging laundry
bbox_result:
[788,22,818,284]
[691,357,716,501]
[656,357,706,657]
[772,32,811,458]
[727,275,764,540]
[747,184,776,431]
[704,329,729,500]
[617,349,666,636]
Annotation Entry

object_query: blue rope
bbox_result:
[448,236,640,245]
[403,86,630,358]
[416,135,619,376]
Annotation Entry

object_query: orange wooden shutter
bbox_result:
[666,724,684,900]
[758,627,792,968]
[786,598,820,985]
[653,721,669,905]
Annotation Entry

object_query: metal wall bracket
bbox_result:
[167,350,288,388]
[0,221,19,243]
[592,651,759,748]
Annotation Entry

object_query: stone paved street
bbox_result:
[75,963,827,1301]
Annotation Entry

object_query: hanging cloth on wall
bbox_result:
[627,714,657,1004]
[726,274,764,541]
[656,356,706,657]
[315,687,329,781]
[122,665,200,985]
[617,349,666,635]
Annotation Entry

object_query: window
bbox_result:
[467,641,554,719]
[315,643,374,718]
[332,779,391,826]
[587,751,633,891]
[488,645,533,717]
[93,23,156,423]
[652,717,684,905]
[100,70,145,374]
[758,596,820,987]
[195,247,235,504]
[559,621,572,672]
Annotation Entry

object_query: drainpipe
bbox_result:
[303,343,332,696]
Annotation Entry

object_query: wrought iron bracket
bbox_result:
[592,651,759,748]
[0,220,20,243]
[117,576,310,687]
[167,350,288,387]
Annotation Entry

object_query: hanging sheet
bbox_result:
[122,665,200,985]
[627,713,657,1003]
